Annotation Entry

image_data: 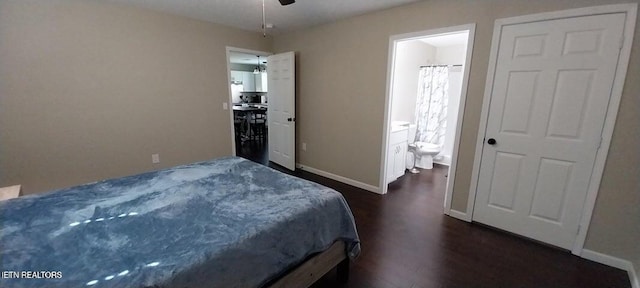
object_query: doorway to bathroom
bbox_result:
[380,25,475,216]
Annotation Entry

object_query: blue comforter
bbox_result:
[0,157,360,288]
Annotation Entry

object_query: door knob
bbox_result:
[287,117,295,122]
[487,138,497,145]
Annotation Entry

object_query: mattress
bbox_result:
[0,157,360,287]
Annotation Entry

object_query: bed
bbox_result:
[0,157,360,288]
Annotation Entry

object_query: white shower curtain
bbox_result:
[414,66,449,145]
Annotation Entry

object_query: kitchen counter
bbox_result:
[233,103,268,109]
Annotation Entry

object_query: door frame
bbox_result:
[225,46,272,156]
[379,23,477,205]
[467,4,637,256]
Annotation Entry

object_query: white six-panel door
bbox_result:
[473,13,625,249]
[267,52,296,170]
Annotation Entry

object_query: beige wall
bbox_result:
[1,0,638,274]
[0,0,271,194]
[273,0,640,265]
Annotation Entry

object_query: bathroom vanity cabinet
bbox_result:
[387,127,408,184]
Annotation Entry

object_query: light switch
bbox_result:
[223,102,228,110]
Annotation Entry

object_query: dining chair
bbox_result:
[251,109,267,141]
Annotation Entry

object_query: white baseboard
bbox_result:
[581,249,630,270]
[295,163,382,194]
[446,209,471,222]
[434,155,451,166]
[581,249,638,288]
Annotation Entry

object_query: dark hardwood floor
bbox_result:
[236,140,631,288]
[236,138,269,165]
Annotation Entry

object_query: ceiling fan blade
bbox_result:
[278,0,295,5]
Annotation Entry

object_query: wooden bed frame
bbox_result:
[268,241,350,288]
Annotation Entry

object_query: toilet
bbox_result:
[407,124,441,170]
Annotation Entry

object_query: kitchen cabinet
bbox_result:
[230,70,267,92]
[230,71,243,82]
[255,72,268,92]
[230,71,255,91]
[387,127,408,184]
[242,72,255,91]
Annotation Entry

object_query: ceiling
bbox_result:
[418,32,469,48]
[229,52,268,65]
[102,0,423,35]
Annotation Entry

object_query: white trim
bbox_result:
[380,23,477,210]
[467,14,504,225]
[632,264,640,288]
[379,35,397,195]
[224,46,272,157]
[581,249,639,288]
[297,164,382,194]
[467,3,637,255]
[444,24,475,215]
[572,3,637,256]
[581,249,632,270]
[446,209,470,222]
[495,3,637,26]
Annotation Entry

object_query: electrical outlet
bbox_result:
[151,154,160,164]
[302,142,307,151]
[222,102,228,110]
